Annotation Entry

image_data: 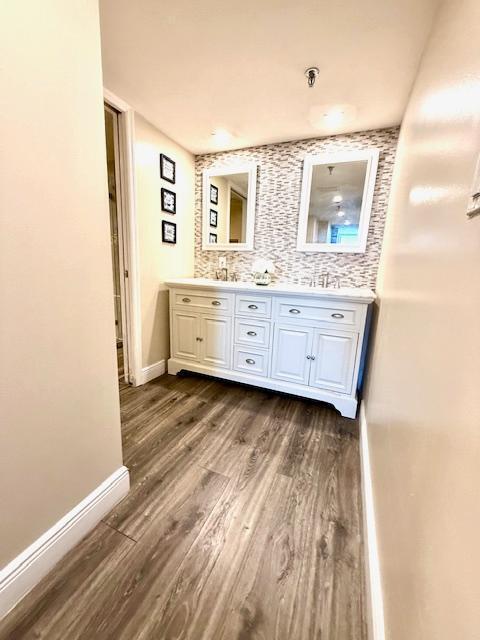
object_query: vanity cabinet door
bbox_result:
[171,311,201,361]
[271,325,313,385]
[200,315,232,369]
[309,329,358,394]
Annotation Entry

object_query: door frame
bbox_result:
[104,89,142,386]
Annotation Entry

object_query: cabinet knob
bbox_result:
[212,300,221,306]
[196,337,203,342]
[245,358,255,365]
[248,304,258,310]
[306,355,311,359]
[182,297,191,303]
[289,308,300,314]
[311,355,315,361]
[331,313,344,319]
[247,331,257,336]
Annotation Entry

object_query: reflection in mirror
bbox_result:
[202,164,257,251]
[297,150,379,253]
[209,173,248,244]
[307,161,367,245]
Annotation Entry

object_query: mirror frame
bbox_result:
[296,149,379,253]
[202,163,257,251]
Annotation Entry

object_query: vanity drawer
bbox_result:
[234,318,271,348]
[172,289,233,314]
[235,294,272,319]
[233,346,269,377]
[274,296,360,329]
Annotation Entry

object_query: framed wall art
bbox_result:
[209,209,218,227]
[161,187,176,214]
[160,154,176,184]
[162,220,177,244]
[210,184,218,205]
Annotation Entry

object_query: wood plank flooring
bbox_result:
[0,373,366,640]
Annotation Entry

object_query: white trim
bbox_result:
[140,359,166,384]
[103,89,142,386]
[202,163,257,252]
[0,466,130,621]
[359,403,386,640]
[103,88,131,113]
[105,103,131,381]
[296,149,379,254]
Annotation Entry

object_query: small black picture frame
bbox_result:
[160,154,175,184]
[209,232,217,244]
[162,220,177,244]
[210,184,218,205]
[161,187,176,214]
[209,209,218,228]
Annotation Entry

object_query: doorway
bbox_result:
[104,103,130,383]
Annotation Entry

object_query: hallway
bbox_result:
[0,375,365,639]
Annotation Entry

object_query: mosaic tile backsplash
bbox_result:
[194,127,399,290]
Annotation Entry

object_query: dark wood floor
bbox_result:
[0,373,366,640]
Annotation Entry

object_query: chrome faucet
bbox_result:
[318,272,330,288]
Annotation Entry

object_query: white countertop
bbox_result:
[165,278,376,303]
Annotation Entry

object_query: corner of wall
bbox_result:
[359,402,386,640]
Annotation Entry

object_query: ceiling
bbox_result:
[99,0,439,154]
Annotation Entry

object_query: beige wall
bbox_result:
[134,115,195,368]
[0,0,124,567]
[364,1,480,638]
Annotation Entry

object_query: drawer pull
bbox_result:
[248,304,258,310]
[247,331,257,336]
[212,300,221,306]
[182,297,191,303]
[289,308,301,314]
[331,313,345,319]
[196,337,203,342]
[245,358,256,365]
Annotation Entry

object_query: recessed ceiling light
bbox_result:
[333,195,343,203]
[337,210,345,217]
[308,104,357,130]
[211,128,232,146]
[344,220,351,225]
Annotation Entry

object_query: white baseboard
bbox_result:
[359,403,385,640]
[140,359,166,385]
[0,466,130,621]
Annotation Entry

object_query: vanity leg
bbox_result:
[333,396,358,419]
[167,359,183,375]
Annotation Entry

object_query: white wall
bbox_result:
[134,115,195,368]
[364,0,480,638]
[0,0,124,567]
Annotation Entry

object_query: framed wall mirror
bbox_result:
[202,163,257,251]
[297,149,379,253]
